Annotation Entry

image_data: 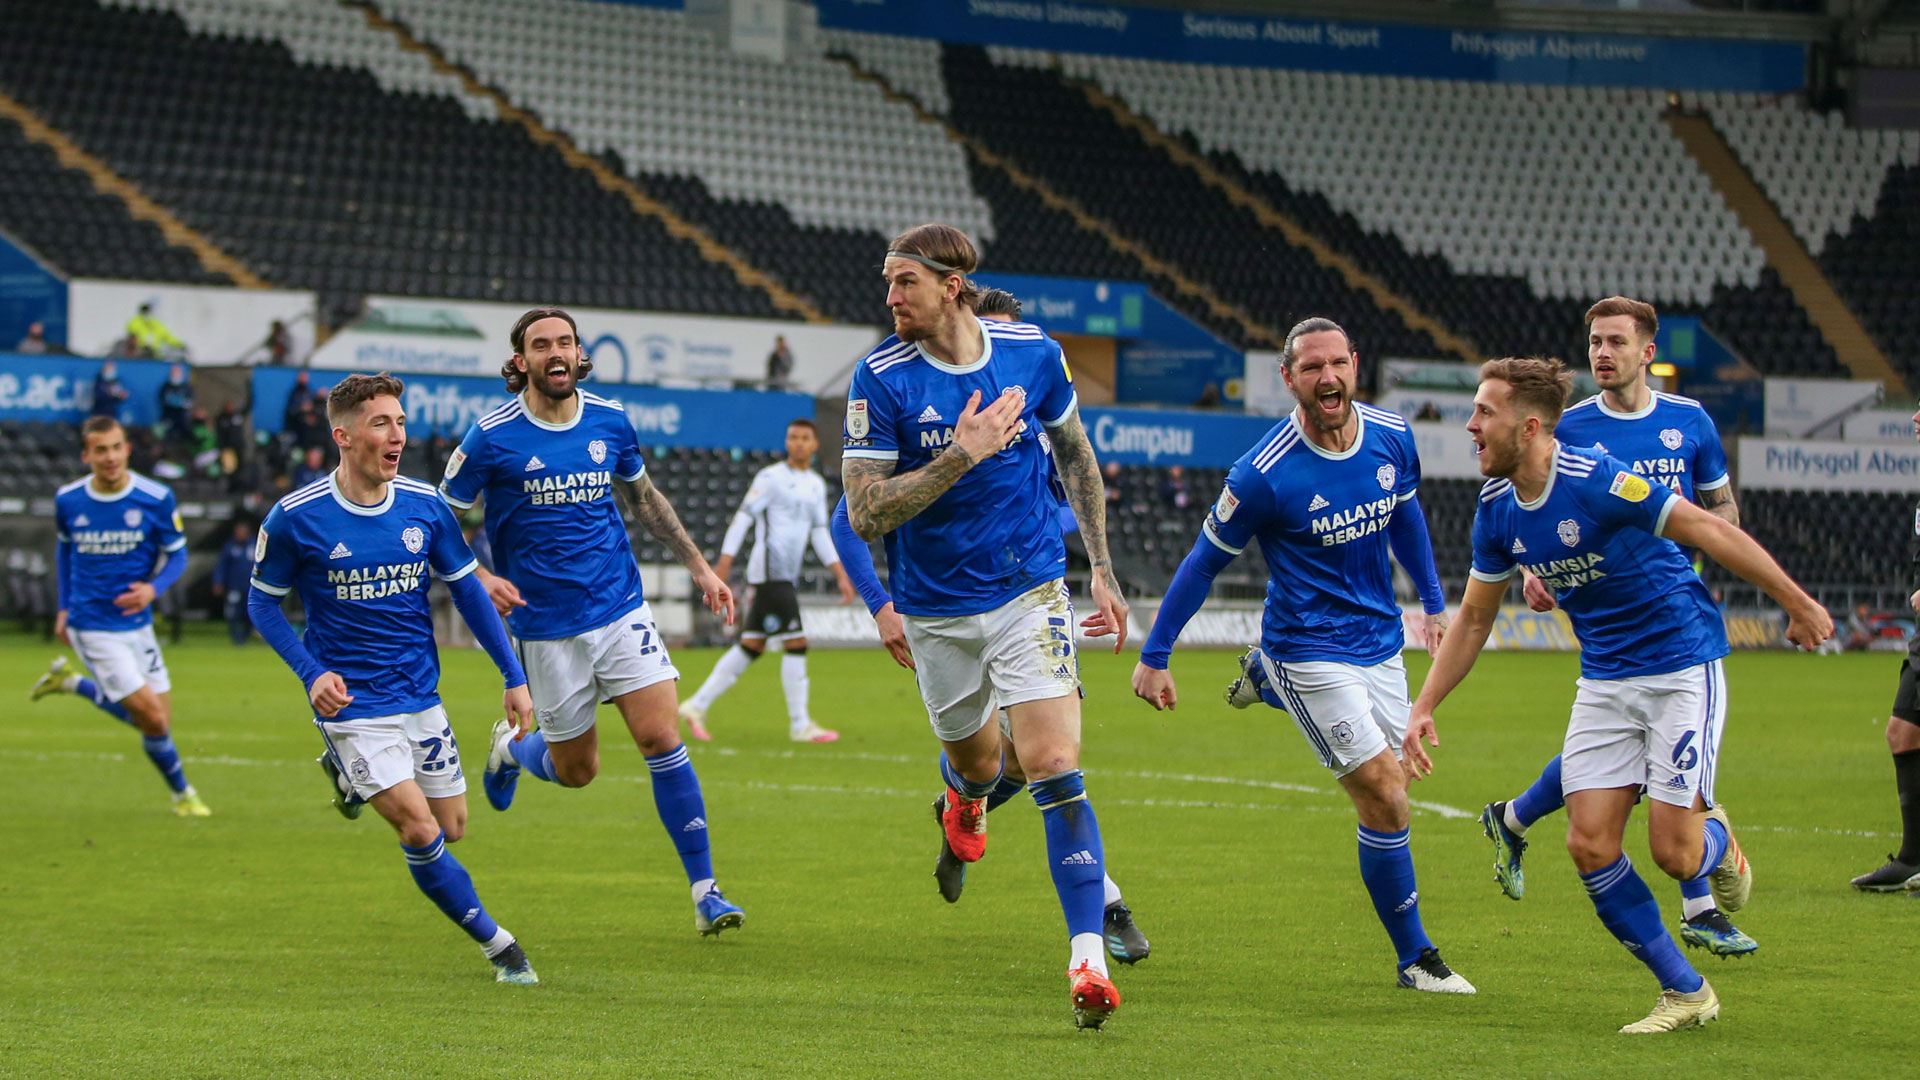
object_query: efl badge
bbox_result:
[1376,464,1396,491]
[588,439,607,465]
[846,398,869,439]
[1214,485,1239,522]
[443,447,466,479]
[171,511,184,532]
[124,509,143,528]
[255,526,268,563]
[1557,519,1581,547]
[1660,428,1684,450]
[401,526,425,554]
[1608,471,1652,503]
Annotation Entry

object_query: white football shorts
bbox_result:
[514,603,680,742]
[1258,652,1410,779]
[68,624,170,702]
[1562,658,1726,810]
[904,579,1081,742]
[317,704,466,801]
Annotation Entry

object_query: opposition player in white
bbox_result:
[678,417,856,744]
[31,415,208,816]
[842,225,1129,1029]
[248,374,539,983]
[1480,297,1756,957]
[1131,318,1473,995]
[447,308,745,937]
[1406,357,1831,1033]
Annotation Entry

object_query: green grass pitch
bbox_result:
[1,629,1912,1078]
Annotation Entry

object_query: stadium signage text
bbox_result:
[1738,437,1920,493]
[0,353,174,426]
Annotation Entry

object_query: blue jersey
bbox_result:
[251,473,480,720]
[842,318,1078,617]
[440,391,646,640]
[54,472,185,632]
[1556,391,1729,501]
[1201,403,1422,666]
[1470,443,1728,680]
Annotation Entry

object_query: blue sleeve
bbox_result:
[446,571,528,689]
[248,587,326,690]
[1469,499,1517,583]
[1036,339,1077,428]
[614,412,645,483]
[56,537,72,611]
[1200,461,1273,557]
[251,505,298,595]
[1139,532,1240,669]
[842,363,898,462]
[1386,495,1445,615]
[425,498,480,582]
[1588,459,1678,536]
[149,546,188,595]
[439,423,489,509]
[154,493,186,554]
[1692,411,1730,492]
[831,496,891,615]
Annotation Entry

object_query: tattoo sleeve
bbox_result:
[622,474,706,570]
[842,450,975,540]
[1697,483,1739,527]
[1046,412,1118,585]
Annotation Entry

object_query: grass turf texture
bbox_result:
[0,629,1911,1078]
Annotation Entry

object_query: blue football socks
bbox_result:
[141,734,188,794]
[1583,855,1703,993]
[1510,754,1565,830]
[1030,770,1106,939]
[74,677,131,724]
[509,729,558,783]
[400,831,502,946]
[1357,825,1433,967]
[646,745,714,886]
[940,750,1002,801]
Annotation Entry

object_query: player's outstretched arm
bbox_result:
[623,473,735,625]
[1048,411,1129,652]
[445,570,535,734]
[246,585,352,716]
[1384,494,1449,651]
[1132,531,1241,711]
[1659,499,1831,648]
[842,389,1022,541]
[1695,481,1740,527]
[1404,574,1506,778]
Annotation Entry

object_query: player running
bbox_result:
[248,374,539,984]
[842,225,1129,1029]
[449,308,745,937]
[678,418,856,744]
[1851,396,1920,892]
[1480,297,1755,957]
[1406,357,1831,1034]
[1131,318,1473,995]
[30,415,208,817]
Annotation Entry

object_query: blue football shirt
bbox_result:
[1470,442,1729,680]
[1555,391,1729,501]
[841,317,1077,617]
[55,472,185,632]
[251,473,480,720]
[1200,403,1422,666]
[439,390,646,640]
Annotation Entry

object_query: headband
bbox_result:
[885,249,962,275]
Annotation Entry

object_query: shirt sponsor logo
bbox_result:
[1310,494,1397,547]
[69,528,147,555]
[1520,550,1607,590]
[521,470,613,506]
[326,559,429,600]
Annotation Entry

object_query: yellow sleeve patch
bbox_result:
[1608,472,1651,503]
[1060,354,1073,383]
[172,511,185,532]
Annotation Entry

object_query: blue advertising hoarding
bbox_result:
[1081,404,1277,466]
[817,0,1806,93]
[973,272,1146,338]
[0,232,68,354]
[251,367,814,449]
[0,353,172,426]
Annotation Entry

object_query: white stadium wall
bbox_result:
[68,280,318,365]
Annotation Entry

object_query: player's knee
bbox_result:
[396,818,442,848]
[1647,832,1700,881]
[129,706,169,737]
[1018,747,1080,778]
[738,641,764,660]
[554,756,599,787]
[783,642,807,655]
[440,818,467,844]
[1888,716,1920,753]
[1564,830,1621,873]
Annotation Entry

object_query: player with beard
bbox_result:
[444,308,747,938]
[1406,357,1830,1033]
[1131,317,1472,994]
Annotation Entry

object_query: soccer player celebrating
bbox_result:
[842,225,1129,1029]
[1851,397,1920,892]
[678,418,856,744]
[1405,357,1831,1034]
[1481,297,1756,957]
[248,374,539,984]
[1131,318,1472,995]
[31,415,208,816]
[450,309,744,937]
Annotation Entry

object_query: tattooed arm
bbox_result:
[1048,410,1131,651]
[842,389,1023,541]
[620,472,735,624]
[1696,482,1739,527]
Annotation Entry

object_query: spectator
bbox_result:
[1161,464,1192,511]
[292,445,327,488]
[1847,603,1878,651]
[265,319,292,365]
[425,432,452,480]
[159,363,193,443]
[215,400,248,457]
[188,407,219,474]
[212,520,257,645]
[1102,461,1127,507]
[14,322,49,354]
[90,361,129,420]
[282,370,311,432]
[126,303,185,357]
[1415,400,1443,421]
[766,334,793,390]
[293,398,331,452]
[1192,382,1222,409]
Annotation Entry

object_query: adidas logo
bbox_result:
[1666,775,1690,790]
[1060,849,1097,867]
[1307,494,1329,512]
[329,542,352,560]
[683,817,708,832]
[73,514,89,527]
[525,455,546,472]
[1394,890,1420,913]
[917,405,944,424]
[1511,537,1527,555]
[460,907,480,926]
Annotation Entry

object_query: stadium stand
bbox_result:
[1701,488,1916,603]
[1820,160,1920,389]
[0,117,228,287]
[0,0,785,325]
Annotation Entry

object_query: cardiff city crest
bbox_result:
[1557,519,1580,547]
